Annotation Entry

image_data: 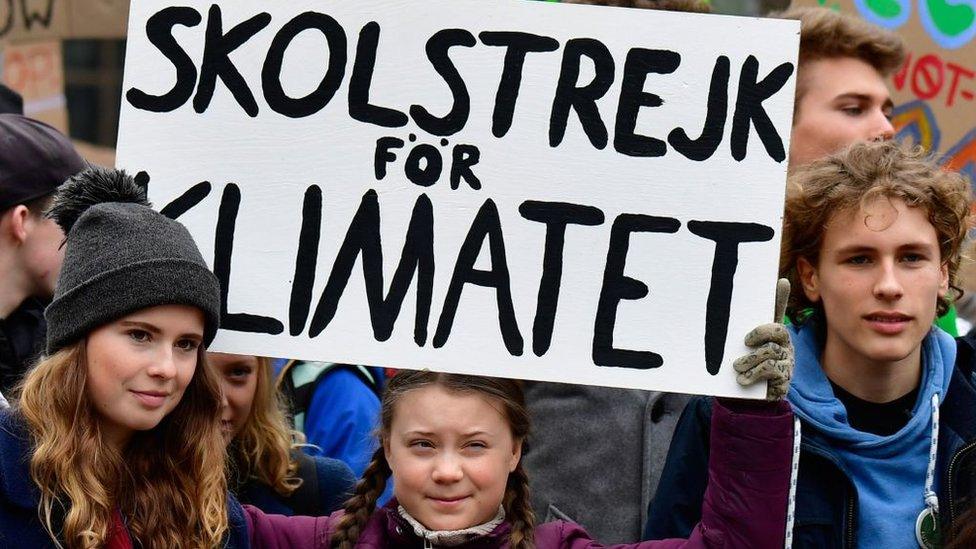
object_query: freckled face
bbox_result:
[385,386,522,531]
[209,353,259,445]
[85,304,204,448]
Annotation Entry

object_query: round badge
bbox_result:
[916,507,941,549]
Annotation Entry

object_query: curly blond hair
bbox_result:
[17,343,228,549]
[781,140,972,323]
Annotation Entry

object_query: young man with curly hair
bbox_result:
[648,139,976,546]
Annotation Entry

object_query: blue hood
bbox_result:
[788,322,954,447]
[787,320,955,547]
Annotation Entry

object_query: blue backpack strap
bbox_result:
[279,361,380,433]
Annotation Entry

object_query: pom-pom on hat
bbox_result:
[44,167,221,353]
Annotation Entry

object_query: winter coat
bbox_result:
[233,450,356,516]
[243,398,794,548]
[0,409,250,548]
[523,382,690,543]
[644,331,976,548]
[0,297,46,394]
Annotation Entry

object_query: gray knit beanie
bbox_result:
[44,167,220,354]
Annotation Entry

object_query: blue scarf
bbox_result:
[787,321,954,548]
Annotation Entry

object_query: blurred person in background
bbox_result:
[0,114,86,394]
[211,352,356,516]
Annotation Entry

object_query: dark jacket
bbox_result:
[0,298,46,394]
[233,450,356,516]
[0,409,250,548]
[644,334,976,547]
[244,398,795,548]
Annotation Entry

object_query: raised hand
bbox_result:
[732,278,793,401]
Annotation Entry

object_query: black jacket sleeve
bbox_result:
[642,395,713,540]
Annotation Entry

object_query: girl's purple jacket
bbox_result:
[244,399,794,548]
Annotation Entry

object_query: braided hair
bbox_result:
[504,462,536,549]
[331,447,392,549]
[331,370,535,549]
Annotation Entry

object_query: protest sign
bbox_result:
[0,0,128,43]
[795,0,976,187]
[0,0,69,43]
[1,39,66,130]
[116,0,798,397]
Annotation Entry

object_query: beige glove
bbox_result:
[732,278,793,401]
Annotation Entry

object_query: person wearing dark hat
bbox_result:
[0,166,246,546]
[0,114,86,393]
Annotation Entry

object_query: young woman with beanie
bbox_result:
[0,167,240,548]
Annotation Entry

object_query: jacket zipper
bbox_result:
[800,439,858,548]
[947,440,976,526]
[844,494,855,549]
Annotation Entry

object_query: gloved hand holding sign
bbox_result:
[733,278,793,401]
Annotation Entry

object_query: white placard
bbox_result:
[117,0,798,397]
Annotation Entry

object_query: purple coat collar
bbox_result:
[351,500,513,548]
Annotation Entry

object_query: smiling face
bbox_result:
[790,56,895,167]
[798,198,947,373]
[85,304,205,449]
[385,385,522,531]
[209,352,259,445]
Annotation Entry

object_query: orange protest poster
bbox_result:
[1,40,68,132]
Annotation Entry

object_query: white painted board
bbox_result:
[117,0,799,397]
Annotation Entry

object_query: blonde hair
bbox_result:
[17,342,228,549]
[226,356,302,497]
[773,7,905,116]
[781,140,972,323]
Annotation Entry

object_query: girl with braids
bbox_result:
[211,352,355,516]
[242,366,796,548]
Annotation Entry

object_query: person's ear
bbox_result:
[1,205,30,244]
[797,257,820,303]
[509,438,523,472]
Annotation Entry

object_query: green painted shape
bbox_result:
[864,0,904,18]
[926,0,976,37]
